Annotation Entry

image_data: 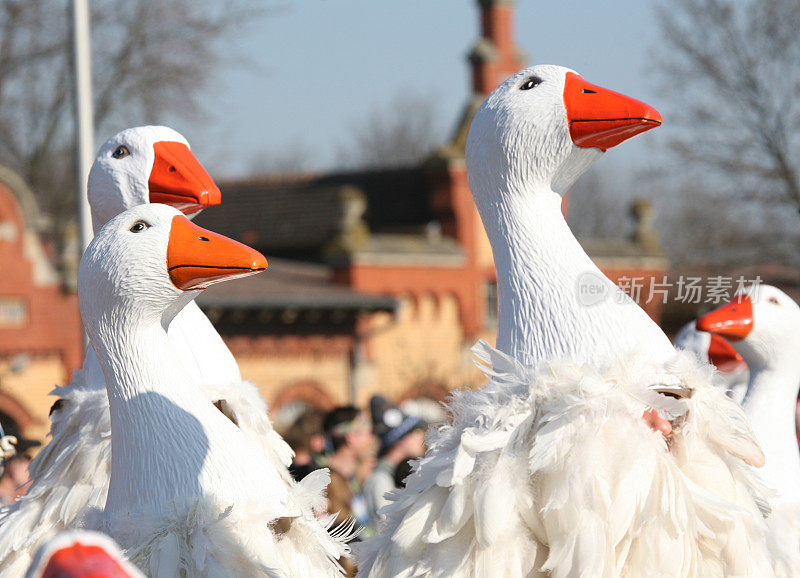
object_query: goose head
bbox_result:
[87,126,221,233]
[466,64,661,207]
[674,321,746,373]
[78,204,266,333]
[465,65,668,366]
[697,285,800,372]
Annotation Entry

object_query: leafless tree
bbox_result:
[656,183,800,266]
[0,0,267,234]
[565,163,800,267]
[248,139,315,176]
[337,91,444,169]
[655,0,800,209]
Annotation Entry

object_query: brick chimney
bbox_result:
[424,0,529,338]
[469,0,526,96]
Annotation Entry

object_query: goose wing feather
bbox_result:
[357,342,775,578]
[0,353,349,574]
[0,369,110,573]
[118,489,348,577]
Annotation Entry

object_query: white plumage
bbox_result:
[79,204,348,575]
[0,127,348,575]
[0,380,112,576]
[358,65,776,577]
[698,284,800,576]
[360,344,773,577]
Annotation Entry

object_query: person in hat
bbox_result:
[284,408,326,482]
[322,406,375,576]
[363,396,426,529]
[0,436,40,506]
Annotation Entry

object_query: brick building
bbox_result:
[1,0,668,435]
[0,168,82,442]
[195,0,668,425]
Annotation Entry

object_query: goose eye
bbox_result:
[520,76,543,90]
[768,296,780,305]
[112,145,130,159]
[129,220,149,233]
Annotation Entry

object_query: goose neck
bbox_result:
[743,366,800,504]
[87,313,221,509]
[86,297,291,521]
[477,186,673,367]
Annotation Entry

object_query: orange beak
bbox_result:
[167,215,267,291]
[707,334,745,372]
[696,295,754,342]
[148,141,222,215]
[563,72,662,150]
[41,541,135,578]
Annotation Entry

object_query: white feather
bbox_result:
[357,345,776,577]
[0,128,352,575]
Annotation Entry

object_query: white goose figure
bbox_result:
[358,65,774,577]
[673,321,749,403]
[0,127,298,573]
[81,204,347,575]
[698,285,800,573]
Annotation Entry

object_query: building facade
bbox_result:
[195,0,669,424]
[1,0,669,438]
[0,168,82,442]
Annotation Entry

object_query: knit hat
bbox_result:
[369,396,425,457]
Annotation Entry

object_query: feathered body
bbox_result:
[360,344,773,577]
[0,319,298,574]
[358,65,775,577]
[0,376,113,576]
[0,127,345,575]
[80,204,348,576]
[698,285,800,576]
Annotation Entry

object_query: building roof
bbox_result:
[578,237,667,269]
[194,167,435,259]
[197,257,397,311]
[334,232,465,267]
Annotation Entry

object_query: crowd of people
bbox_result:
[0,398,424,575]
[0,396,425,530]
[282,396,428,574]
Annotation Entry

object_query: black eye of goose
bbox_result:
[112,145,130,159]
[520,76,543,90]
[129,220,149,233]
[768,296,780,305]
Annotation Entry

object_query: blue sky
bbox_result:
[171,0,664,178]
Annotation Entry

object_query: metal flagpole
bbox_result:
[71,0,95,252]
[71,0,95,353]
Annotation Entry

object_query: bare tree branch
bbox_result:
[337,91,444,169]
[655,0,800,207]
[0,0,271,243]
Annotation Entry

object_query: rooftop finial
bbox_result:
[469,0,526,96]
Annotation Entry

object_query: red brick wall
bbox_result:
[473,1,525,95]
[0,183,83,380]
[335,263,481,337]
